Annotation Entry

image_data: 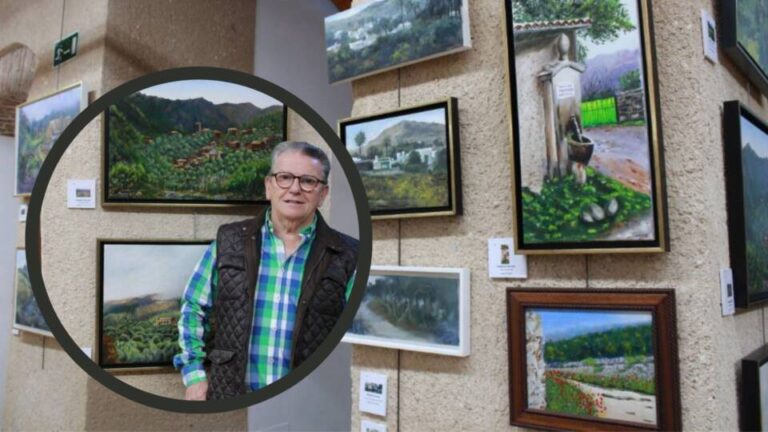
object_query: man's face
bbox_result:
[266,150,329,225]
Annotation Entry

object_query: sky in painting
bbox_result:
[139,80,280,108]
[103,243,209,302]
[16,249,25,272]
[580,0,641,59]
[532,308,652,341]
[344,107,445,150]
[20,85,82,123]
[741,115,768,159]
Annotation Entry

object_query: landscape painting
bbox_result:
[722,0,768,95]
[99,241,210,368]
[104,79,285,206]
[505,0,667,253]
[526,308,656,426]
[325,0,471,83]
[15,83,83,196]
[339,99,461,219]
[13,249,52,337]
[344,266,469,356]
[506,289,680,431]
[723,102,768,308]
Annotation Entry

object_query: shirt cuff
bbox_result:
[181,363,207,387]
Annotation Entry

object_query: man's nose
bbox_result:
[288,177,302,193]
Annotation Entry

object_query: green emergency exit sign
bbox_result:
[53,32,78,66]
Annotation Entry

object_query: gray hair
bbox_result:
[270,141,331,181]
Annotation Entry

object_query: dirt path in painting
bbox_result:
[586,125,651,194]
[567,379,657,426]
[356,300,429,342]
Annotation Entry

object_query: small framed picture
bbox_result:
[12,249,52,337]
[506,288,681,431]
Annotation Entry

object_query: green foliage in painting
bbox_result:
[543,324,653,363]
[544,371,601,417]
[736,0,768,75]
[521,168,652,243]
[363,171,448,211]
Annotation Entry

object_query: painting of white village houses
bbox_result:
[342,105,451,213]
[511,0,660,245]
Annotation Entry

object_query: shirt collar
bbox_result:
[264,207,318,239]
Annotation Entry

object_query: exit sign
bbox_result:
[53,32,78,66]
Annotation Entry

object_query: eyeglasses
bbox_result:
[270,172,327,192]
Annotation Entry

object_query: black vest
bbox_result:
[206,210,358,399]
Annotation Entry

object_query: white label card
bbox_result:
[67,179,96,209]
[359,371,387,417]
[361,420,387,432]
[701,10,718,63]
[18,204,28,222]
[720,268,735,316]
[556,83,576,99]
[488,238,527,279]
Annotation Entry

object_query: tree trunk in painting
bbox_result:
[526,311,547,409]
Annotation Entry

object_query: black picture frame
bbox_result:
[723,101,768,309]
[338,98,462,220]
[741,345,768,431]
[720,1,768,96]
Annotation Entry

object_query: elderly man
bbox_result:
[173,141,359,400]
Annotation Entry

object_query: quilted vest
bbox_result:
[206,210,359,399]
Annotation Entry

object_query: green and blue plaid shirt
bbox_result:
[173,210,353,390]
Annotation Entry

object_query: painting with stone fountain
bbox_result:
[506,289,680,431]
[504,0,667,253]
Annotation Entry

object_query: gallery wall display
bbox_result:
[97,240,211,370]
[741,345,768,432]
[15,82,85,196]
[344,265,470,356]
[339,98,462,219]
[325,0,472,83]
[720,0,768,96]
[13,249,52,337]
[722,101,768,308]
[102,79,287,207]
[506,289,680,431]
[504,0,668,254]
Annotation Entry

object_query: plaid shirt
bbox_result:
[173,210,354,390]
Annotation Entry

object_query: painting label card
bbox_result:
[11,328,19,336]
[81,346,92,359]
[361,420,387,432]
[18,204,27,222]
[53,32,78,66]
[359,371,387,416]
[488,238,527,279]
[720,268,735,316]
[67,179,96,209]
[701,10,718,63]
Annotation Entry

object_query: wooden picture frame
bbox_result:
[741,345,768,431]
[506,289,680,431]
[15,82,85,196]
[97,240,211,371]
[338,98,462,220]
[722,101,768,308]
[324,0,472,83]
[504,0,668,254]
[720,0,768,96]
[343,265,470,357]
[12,249,53,337]
[102,79,287,207]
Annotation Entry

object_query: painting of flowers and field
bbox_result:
[100,242,209,367]
[525,308,657,426]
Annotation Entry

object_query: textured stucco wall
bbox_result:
[349,0,768,431]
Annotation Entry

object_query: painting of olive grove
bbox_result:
[525,308,657,426]
[736,0,768,83]
[15,84,82,195]
[13,249,52,337]
[508,0,665,250]
[341,102,458,217]
[105,80,284,205]
[325,0,471,83]
[99,242,209,368]
[346,268,467,355]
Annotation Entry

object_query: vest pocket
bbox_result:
[208,348,236,365]
[217,253,247,300]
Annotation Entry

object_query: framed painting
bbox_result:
[506,289,680,431]
[12,249,52,337]
[97,240,211,370]
[325,0,472,83]
[504,0,668,254]
[339,98,462,219]
[343,265,470,356]
[721,0,768,96]
[15,82,85,196]
[742,345,768,431]
[102,79,287,207]
[723,101,768,308]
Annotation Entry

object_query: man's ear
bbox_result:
[264,175,272,200]
[318,183,329,207]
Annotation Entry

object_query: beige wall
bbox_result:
[349,0,768,431]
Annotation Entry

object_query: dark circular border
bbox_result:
[25,67,372,413]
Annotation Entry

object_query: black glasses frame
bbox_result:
[270,172,327,192]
